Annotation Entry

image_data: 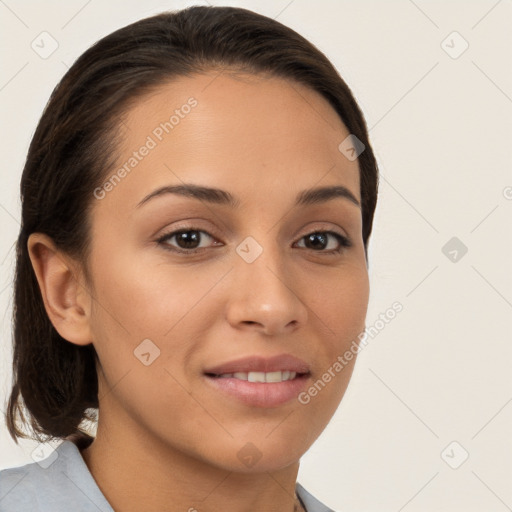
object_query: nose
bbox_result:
[225,242,309,336]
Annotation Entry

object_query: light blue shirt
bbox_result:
[0,440,334,511]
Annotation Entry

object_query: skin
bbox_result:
[28,71,369,512]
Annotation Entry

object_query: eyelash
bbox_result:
[156,225,352,256]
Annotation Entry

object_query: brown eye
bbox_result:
[295,231,351,254]
[157,228,220,254]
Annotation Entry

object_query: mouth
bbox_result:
[205,370,308,383]
[203,362,311,408]
[202,353,312,407]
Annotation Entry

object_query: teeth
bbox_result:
[248,372,265,383]
[218,371,297,382]
[265,371,283,383]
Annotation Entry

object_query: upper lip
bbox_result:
[204,354,310,375]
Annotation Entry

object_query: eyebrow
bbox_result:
[136,183,360,209]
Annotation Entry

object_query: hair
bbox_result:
[6,5,379,445]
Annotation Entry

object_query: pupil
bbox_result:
[177,231,200,249]
[306,233,327,250]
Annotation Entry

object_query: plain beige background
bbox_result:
[1,1,511,511]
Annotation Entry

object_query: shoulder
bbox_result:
[296,482,336,512]
[0,440,112,512]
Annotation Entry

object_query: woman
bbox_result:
[1,5,378,511]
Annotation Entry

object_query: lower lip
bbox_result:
[203,374,310,407]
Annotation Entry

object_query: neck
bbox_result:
[79,412,302,512]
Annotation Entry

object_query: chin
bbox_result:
[229,452,302,475]
[202,435,309,474]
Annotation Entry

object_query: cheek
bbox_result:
[86,245,233,403]
[86,250,213,423]
[300,264,368,419]
[89,241,225,340]
[337,266,370,335]
[307,261,369,345]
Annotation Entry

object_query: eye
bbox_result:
[295,231,352,254]
[156,227,351,256]
[157,228,221,254]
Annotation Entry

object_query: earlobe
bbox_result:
[27,233,92,346]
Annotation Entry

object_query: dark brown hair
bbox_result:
[6,5,379,444]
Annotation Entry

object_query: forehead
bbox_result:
[94,71,361,216]
[125,70,352,150]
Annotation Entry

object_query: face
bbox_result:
[84,71,369,472]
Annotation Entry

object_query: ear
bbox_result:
[27,232,92,346]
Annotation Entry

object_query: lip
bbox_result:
[203,354,311,408]
[204,373,310,407]
[203,354,310,375]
